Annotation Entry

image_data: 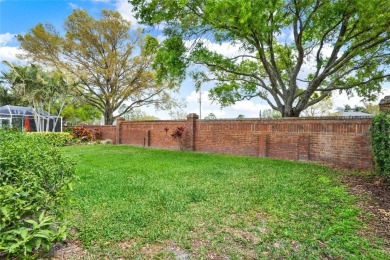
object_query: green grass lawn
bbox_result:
[62,145,388,259]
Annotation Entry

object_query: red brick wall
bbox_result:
[70,115,374,170]
[195,117,373,170]
[119,120,188,149]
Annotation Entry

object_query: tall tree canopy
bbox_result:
[130,0,390,117]
[18,9,176,124]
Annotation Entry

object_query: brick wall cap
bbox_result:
[199,116,372,122]
[379,96,390,105]
[187,113,199,119]
[122,120,186,124]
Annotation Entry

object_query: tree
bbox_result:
[1,62,77,131]
[363,103,379,115]
[130,0,390,117]
[18,9,177,124]
[0,84,27,106]
[204,113,217,120]
[261,109,282,118]
[61,103,102,126]
[169,110,188,120]
[118,105,159,120]
[302,93,333,117]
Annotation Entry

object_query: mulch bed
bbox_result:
[342,175,390,250]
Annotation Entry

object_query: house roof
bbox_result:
[341,111,373,117]
[0,105,56,118]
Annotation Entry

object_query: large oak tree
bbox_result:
[130,0,390,117]
[18,9,176,124]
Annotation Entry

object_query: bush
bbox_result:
[67,127,101,142]
[27,132,73,147]
[371,111,390,181]
[171,126,185,150]
[0,130,75,257]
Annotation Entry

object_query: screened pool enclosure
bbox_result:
[0,105,62,132]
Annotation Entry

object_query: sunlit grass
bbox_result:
[62,145,388,259]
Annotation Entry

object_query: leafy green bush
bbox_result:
[27,132,73,147]
[371,111,390,181]
[0,130,75,257]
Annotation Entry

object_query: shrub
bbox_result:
[71,126,94,141]
[27,132,73,147]
[171,126,185,150]
[68,127,101,142]
[371,111,390,181]
[0,130,75,257]
[94,128,102,140]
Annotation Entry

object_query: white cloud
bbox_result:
[0,46,26,63]
[69,2,80,9]
[184,90,270,119]
[231,100,270,113]
[0,33,15,46]
[331,87,390,110]
[186,90,212,104]
[115,0,144,28]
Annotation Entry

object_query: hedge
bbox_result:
[0,130,75,257]
[371,111,390,181]
[27,132,73,147]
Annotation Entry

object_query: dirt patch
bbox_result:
[116,240,190,259]
[188,211,268,259]
[342,175,390,249]
[47,240,91,260]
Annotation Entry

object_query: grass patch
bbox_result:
[62,145,388,258]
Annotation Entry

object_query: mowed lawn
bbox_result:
[62,145,388,259]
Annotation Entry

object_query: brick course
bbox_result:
[74,116,374,170]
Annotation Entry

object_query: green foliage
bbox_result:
[0,130,75,257]
[18,9,177,125]
[131,0,390,117]
[27,132,73,147]
[371,111,390,181]
[0,84,27,107]
[62,145,388,258]
[118,107,160,121]
[61,103,102,126]
[204,113,217,120]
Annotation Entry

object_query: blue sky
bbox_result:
[0,0,389,119]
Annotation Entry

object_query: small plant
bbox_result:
[94,128,102,140]
[71,127,94,141]
[171,126,185,150]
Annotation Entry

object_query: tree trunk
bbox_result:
[282,106,301,117]
[104,108,115,125]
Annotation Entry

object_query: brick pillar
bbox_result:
[185,113,199,151]
[258,134,268,157]
[379,96,390,112]
[116,117,125,144]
